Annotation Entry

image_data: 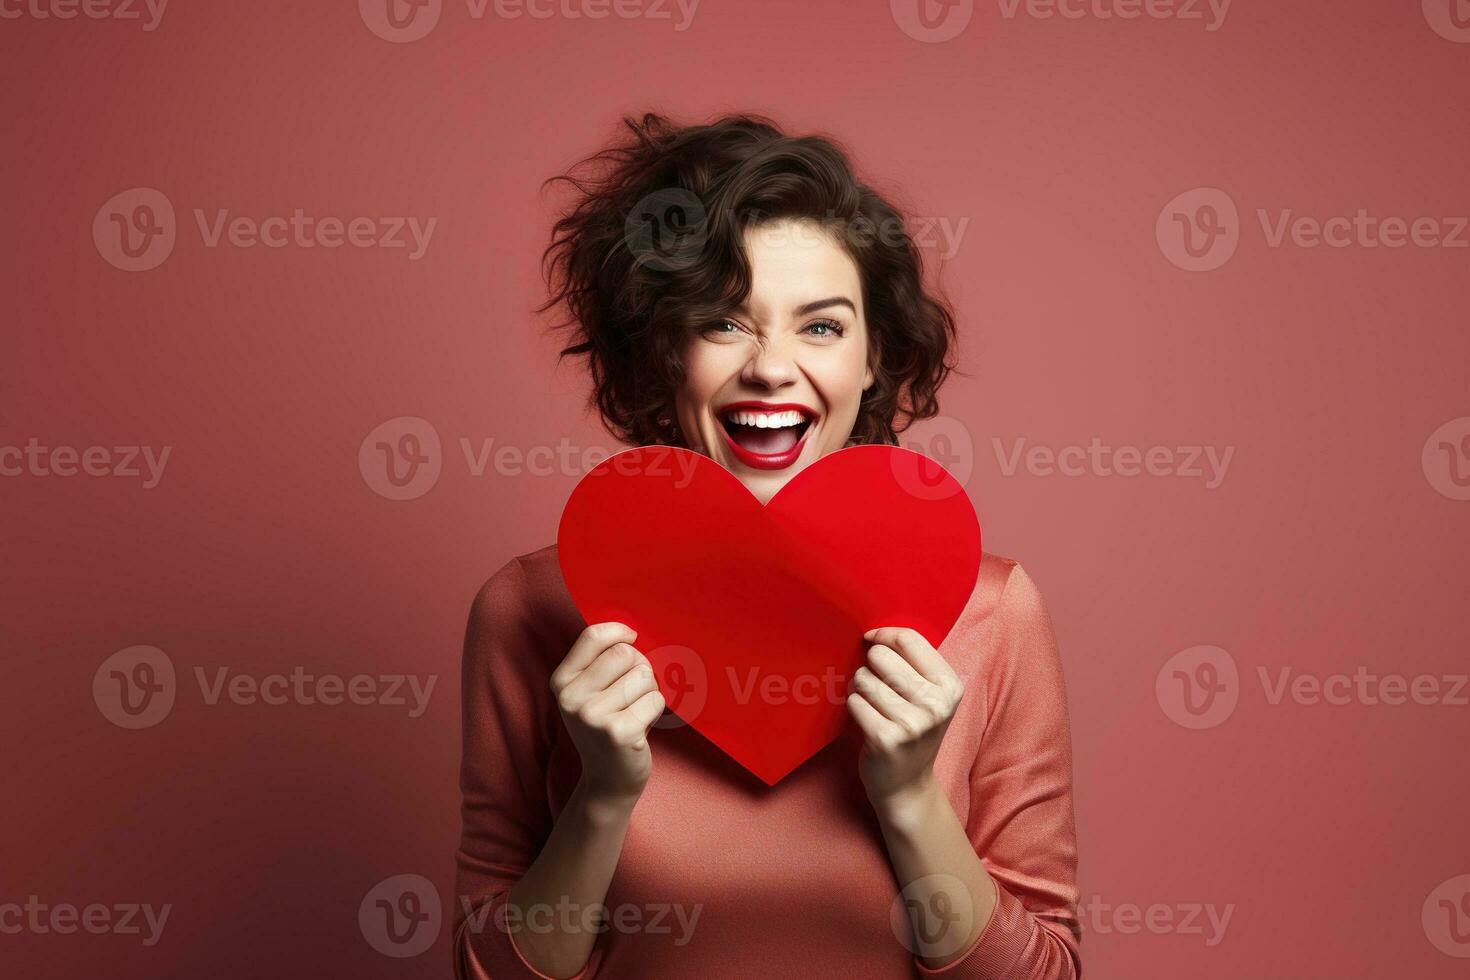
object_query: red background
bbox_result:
[3,1,1468,976]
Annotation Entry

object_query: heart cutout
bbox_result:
[557,444,981,785]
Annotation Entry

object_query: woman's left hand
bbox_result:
[846,626,965,809]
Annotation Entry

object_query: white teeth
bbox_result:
[725,409,806,428]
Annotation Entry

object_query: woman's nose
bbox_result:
[740,337,799,390]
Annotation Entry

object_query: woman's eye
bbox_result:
[803,319,844,338]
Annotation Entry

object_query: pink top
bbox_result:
[454,544,1082,979]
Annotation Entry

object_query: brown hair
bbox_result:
[539,112,958,447]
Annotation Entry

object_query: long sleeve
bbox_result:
[452,557,608,979]
[915,563,1083,979]
[452,546,1078,978]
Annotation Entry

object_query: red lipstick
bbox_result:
[716,401,817,471]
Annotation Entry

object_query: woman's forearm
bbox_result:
[500,778,640,978]
[872,774,999,970]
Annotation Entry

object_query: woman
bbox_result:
[454,113,1081,979]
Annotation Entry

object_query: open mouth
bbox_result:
[717,402,817,470]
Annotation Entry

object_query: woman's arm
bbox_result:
[849,564,1082,978]
[499,780,639,979]
[455,560,663,980]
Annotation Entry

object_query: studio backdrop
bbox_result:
[3,1,1468,977]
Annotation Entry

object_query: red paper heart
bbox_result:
[557,444,981,785]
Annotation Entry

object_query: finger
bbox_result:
[587,661,658,715]
[865,643,933,706]
[622,689,667,748]
[846,691,897,742]
[562,642,647,704]
[553,622,637,689]
[850,666,926,730]
[864,627,949,686]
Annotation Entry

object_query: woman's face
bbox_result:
[674,218,874,504]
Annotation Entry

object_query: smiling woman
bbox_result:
[454,112,1082,980]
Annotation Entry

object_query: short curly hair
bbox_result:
[539,112,958,448]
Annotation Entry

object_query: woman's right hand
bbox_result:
[550,622,666,804]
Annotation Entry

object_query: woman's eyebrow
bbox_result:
[793,297,856,316]
[731,296,857,319]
